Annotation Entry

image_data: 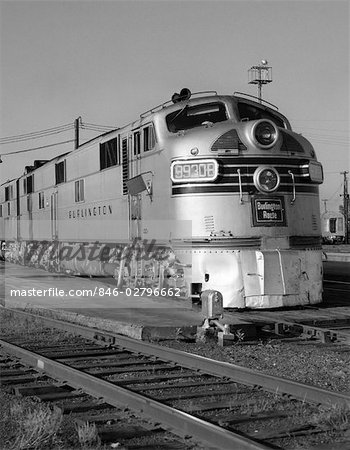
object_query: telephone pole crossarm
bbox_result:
[248,60,272,103]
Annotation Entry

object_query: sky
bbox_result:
[0,0,349,213]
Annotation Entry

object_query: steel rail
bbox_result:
[5,307,350,408]
[274,319,350,344]
[0,338,271,450]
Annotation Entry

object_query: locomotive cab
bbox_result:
[164,90,324,308]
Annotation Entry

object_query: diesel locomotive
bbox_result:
[0,88,324,308]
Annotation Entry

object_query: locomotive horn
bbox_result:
[171,92,181,103]
[179,88,191,100]
[172,88,191,103]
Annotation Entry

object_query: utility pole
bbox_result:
[75,116,81,149]
[341,171,349,243]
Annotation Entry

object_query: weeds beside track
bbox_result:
[1,308,350,449]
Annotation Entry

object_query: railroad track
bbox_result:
[0,346,197,450]
[1,308,349,450]
[224,295,350,345]
[254,312,350,345]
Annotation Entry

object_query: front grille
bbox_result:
[171,157,319,196]
[211,129,247,152]
[289,235,322,248]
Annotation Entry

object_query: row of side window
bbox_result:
[3,175,34,205]
[2,174,34,206]
[36,182,84,208]
[133,125,156,156]
[0,181,84,217]
[56,125,155,183]
[0,126,156,214]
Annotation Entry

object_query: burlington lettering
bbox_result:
[256,201,282,211]
[68,204,112,219]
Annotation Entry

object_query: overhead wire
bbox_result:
[1,140,75,156]
[324,183,343,201]
[0,123,74,144]
[0,123,72,140]
[307,141,348,145]
[291,120,348,142]
[0,121,116,146]
[81,121,116,130]
[294,127,348,133]
[81,125,112,132]
[80,122,117,134]
[296,127,349,146]
[0,120,116,157]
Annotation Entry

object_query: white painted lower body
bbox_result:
[188,248,323,308]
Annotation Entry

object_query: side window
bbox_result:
[133,131,141,156]
[55,160,66,185]
[338,218,344,232]
[143,125,156,152]
[5,185,13,201]
[329,218,336,233]
[100,137,119,169]
[27,196,32,212]
[38,192,45,209]
[237,102,285,128]
[24,175,34,194]
[0,205,2,217]
[7,202,10,216]
[75,179,85,203]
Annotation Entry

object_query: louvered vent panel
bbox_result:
[122,138,129,195]
[204,215,215,232]
[289,235,321,248]
[280,131,304,153]
[211,130,247,152]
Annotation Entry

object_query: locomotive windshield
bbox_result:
[237,101,286,128]
[166,102,227,133]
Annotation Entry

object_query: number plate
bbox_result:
[171,159,218,183]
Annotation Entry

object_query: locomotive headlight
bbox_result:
[252,120,278,148]
[253,166,280,193]
[171,159,218,183]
